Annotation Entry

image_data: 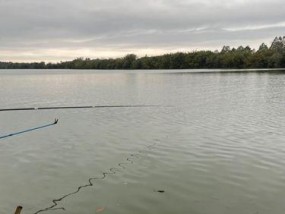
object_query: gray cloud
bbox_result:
[0,0,284,61]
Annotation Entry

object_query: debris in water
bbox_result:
[14,206,23,214]
[96,207,105,213]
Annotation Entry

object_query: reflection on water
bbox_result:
[1,70,285,214]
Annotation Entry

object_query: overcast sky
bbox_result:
[0,0,284,62]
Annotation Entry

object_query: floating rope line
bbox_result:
[0,119,58,140]
[33,139,161,214]
[0,105,160,112]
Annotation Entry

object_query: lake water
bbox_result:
[1,69,285,214]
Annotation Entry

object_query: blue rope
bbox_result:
[0,119,58,140]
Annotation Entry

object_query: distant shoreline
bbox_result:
[1,36,285,70]
[0,68,285,73]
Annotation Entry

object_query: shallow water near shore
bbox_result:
[1,69,285,214]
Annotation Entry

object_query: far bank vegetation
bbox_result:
[1,36,285,69]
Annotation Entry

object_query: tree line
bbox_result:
[1,36,285,69]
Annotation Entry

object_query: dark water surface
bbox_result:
[0,69,285,214]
